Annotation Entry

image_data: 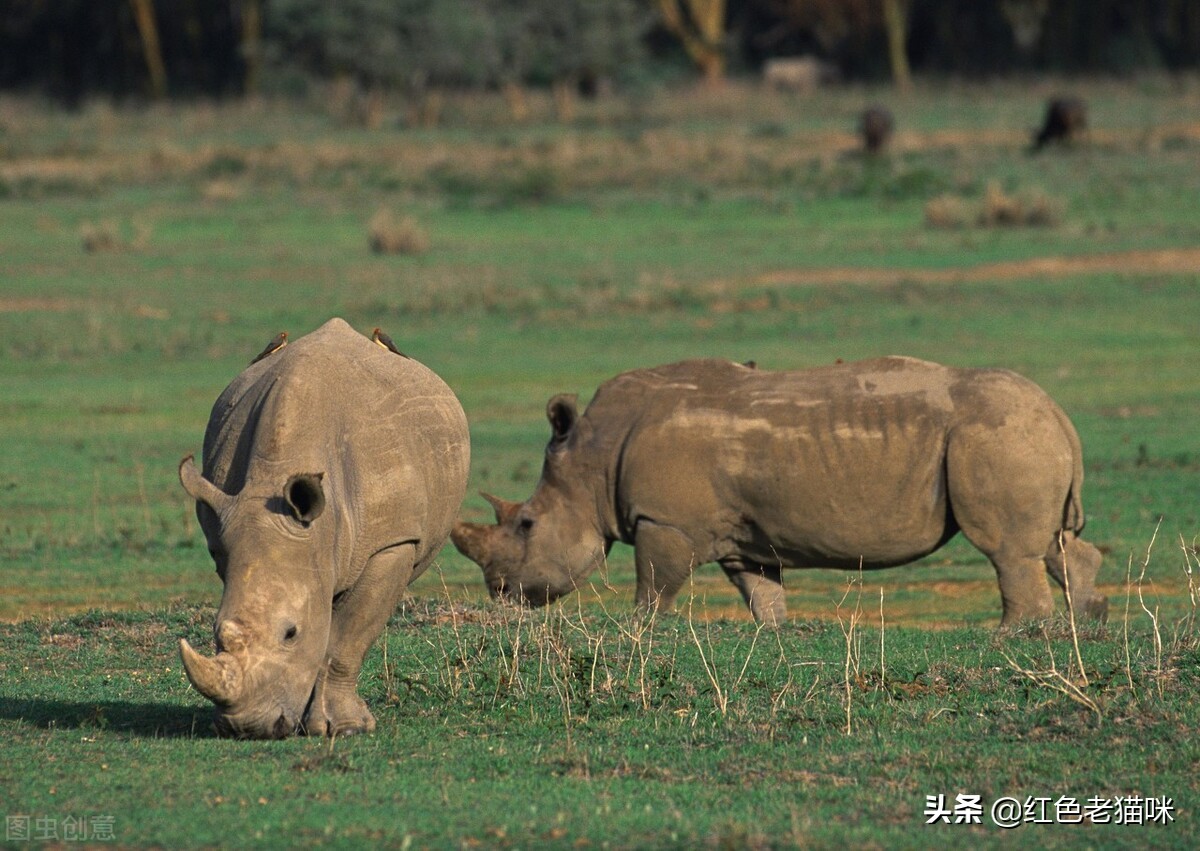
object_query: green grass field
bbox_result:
[2,79,1199,846]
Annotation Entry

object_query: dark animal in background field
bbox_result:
[371,327,408,358]
[250,330,287,364]
[1032,97,1087,150]
[179,318,469,738]
[453,357,1107,628]
[860,106,894,154]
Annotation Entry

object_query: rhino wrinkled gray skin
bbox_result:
[179,318,469,738]
[452,357,1107,627]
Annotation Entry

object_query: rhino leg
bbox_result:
[633,520,698,614]
[989,552,1057,626]
[1045,532,1108,622]
[303,543,417,737]
[720,559,786,627]
[946,424,1070,626]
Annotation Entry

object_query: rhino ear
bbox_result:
[284,473,325,526]
[546,394,579,444]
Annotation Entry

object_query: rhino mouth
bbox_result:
[213,709,301,740]
[489,579,560,608]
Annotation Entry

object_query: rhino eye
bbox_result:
[517,516,535,535]
[282,624,298,644]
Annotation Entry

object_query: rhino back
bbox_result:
[202,318,469,568]
[599,357,1065,566]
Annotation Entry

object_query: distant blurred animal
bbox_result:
[762,56,838,93]
[1032,97,1087,150]
[250,331,287,364]
[860,106,894,154]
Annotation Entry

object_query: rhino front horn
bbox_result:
[179,639,245,706]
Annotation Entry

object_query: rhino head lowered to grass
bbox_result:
[179,318,469,738]
[452,357,1107,627]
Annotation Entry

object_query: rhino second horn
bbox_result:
[480,492,522,524]
[178,455,234,515]
[179,638,245,706]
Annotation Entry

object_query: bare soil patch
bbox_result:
[0,297,81,313]
[709,247,1200,292]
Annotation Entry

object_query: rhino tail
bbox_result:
[1055,405,1087,535]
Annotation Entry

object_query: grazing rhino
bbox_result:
[1032,96,1087,151]
[859,105,894,154]
[179,318,469,738]
[452,357,1107,627]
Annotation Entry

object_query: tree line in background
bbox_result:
[2,0,1198,107]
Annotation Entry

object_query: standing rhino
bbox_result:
[179,318,469,738]
[452,357,1106,627]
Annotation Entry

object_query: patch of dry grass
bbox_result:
[368,208,430,255]
[925,181,1064,229]
[80,218,152,253]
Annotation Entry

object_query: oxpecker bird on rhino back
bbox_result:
[179,318,469,738]
[452,357,1107,628]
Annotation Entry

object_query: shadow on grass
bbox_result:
[0,697,216,738]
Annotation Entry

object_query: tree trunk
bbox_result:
[502,81,529,122]
[241,0,262,96]
[552,79,576,123]
[658,0,727,85]
[881,0,912,92]
[128,0,167,99]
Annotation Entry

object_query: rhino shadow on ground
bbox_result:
[0,696,217,738]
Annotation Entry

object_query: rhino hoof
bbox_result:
[1085,596,1109,623]
[302,693,376,738]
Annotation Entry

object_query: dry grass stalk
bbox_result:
[879,587,886,691]
[1001,640,1102,722]
[684,573,764,719]
[1178,534,1199,627]
[834,572,864,735]
[369,209,430,256]
[1135,520,1165,699]
[1058,531,1089,687]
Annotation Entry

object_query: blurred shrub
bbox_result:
[368,209,430,255]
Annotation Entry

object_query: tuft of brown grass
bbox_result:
[199,179,243,203]
[81,219,121,253]
[368,209,430,256]
[923,194,972,229]
[926,181,1063,229]
[979,180,1026,226]
[81,218,151,253]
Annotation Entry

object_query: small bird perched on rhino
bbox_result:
[250,330,287,364]
[178,318,469,739]
[452,357,1107,629]
[371,327,408,357]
